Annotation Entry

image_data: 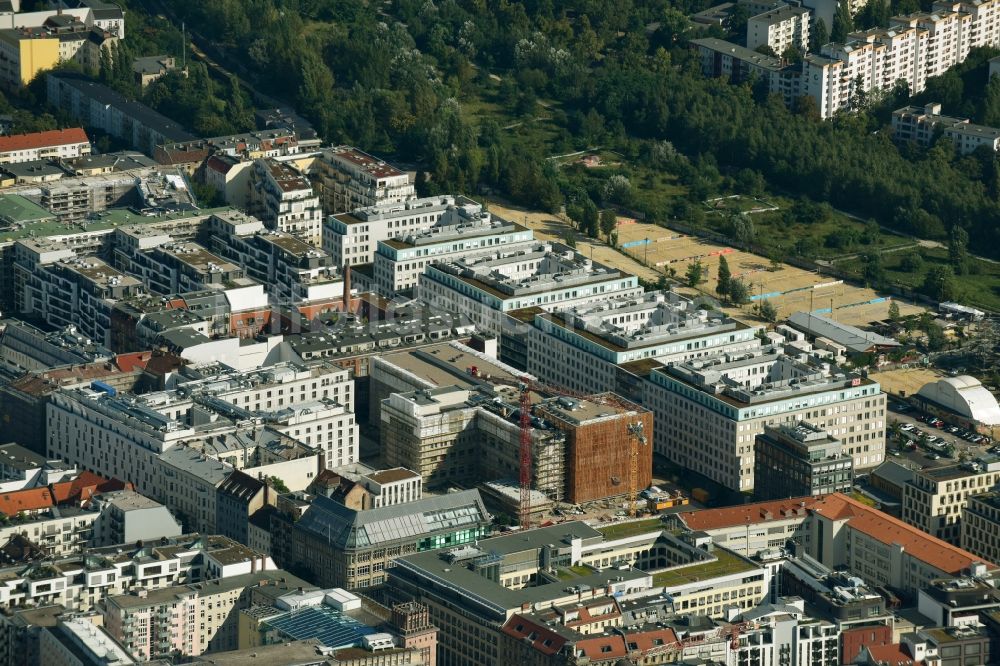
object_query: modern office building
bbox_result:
[418,241,642,335]
[961,491,1000,564]
[644,346,885,491]
[753,422,854,500]
[512,290,759,398]
[902,456,1000,545]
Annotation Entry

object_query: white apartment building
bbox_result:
[700,0,1000,119]
[519,290,761,397]
[893,101,1000,154]
[643,346,886,491]
[311,145,414,214]
[208,210,344,306]
[323,195,462,266]
[47,363,356,504]
[357,467,423,508]
[747,6,810,55]
[248,158,323,245]
[373,203,534,294]
[902,456,1000,545]
[417,241,643,335]
[0,127,90,164]
[0,535,275,612]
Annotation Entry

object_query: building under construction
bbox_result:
[373,340,651,507]
[537,393,653,504]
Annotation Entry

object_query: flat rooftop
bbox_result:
[651,547,759,587]
[378,340,525,389]
[539,291,749,352]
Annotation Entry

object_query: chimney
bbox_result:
[342,262,351,311]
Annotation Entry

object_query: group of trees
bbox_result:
[136,0,1000,262]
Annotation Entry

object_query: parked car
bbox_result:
[901,423,916,432]
[925,453,941,460]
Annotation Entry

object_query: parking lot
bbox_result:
[886,401,995,469]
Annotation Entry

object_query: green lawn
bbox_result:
[651,547,758,588]
[700,195,913,261]
[557,564,596,580]
[596,518,666,540]
[835,246,1000,312]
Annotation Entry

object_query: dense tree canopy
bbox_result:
[149,0,1000,257]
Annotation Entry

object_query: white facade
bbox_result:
[643,348,886,491]
[523,291,761,396]
[417,242,643,335]
[312,145,414,214]
[747,6,810,55]
[323,195,462,266]
[0,128,91,164]
[249,158,323,245]
[373,202,534,294]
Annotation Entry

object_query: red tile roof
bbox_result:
[114,351,153,373]
[574,635,628,660]
[0,488,54,516]
[500,616,569,656]
[864,643,921,665]
[0,128,89,153]
[623,628,679,654]
[678,496,822,531]
[811,494,993,574]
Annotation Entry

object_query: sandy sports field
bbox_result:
[614,219,924,326]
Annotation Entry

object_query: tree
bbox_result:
[686,260,705,288]
[862,252,885,286]
[716,255,732,297]
[922,265,957,301]
[269,476,290,494]
[728,278,751,305]
[563,232,577,249]
[810,18,829,51]
[832,0,854,43]
[888,300,901,323]
[782,46,804,64]
[600,209,617,238]
[925,322,947,351]
[900,252,924,273]
[754,44,777,57]
[581,199,600,238]
[758,299,778,322]
[732,215,755,249]
[948,225,969,273]
[768,248,784,271]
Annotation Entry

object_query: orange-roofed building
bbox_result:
[672,496,822,556]
[809,493,996,599]
[0,128,90,164]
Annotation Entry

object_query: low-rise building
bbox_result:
[132,54,175,88]
[754,422,854,500]
[417,241,642,335]
[644,346,885,492]
[0,128,90,164]
[311,145,414,215]
[0,17,116,88]
[280,489,491,590]
[672,496,821,557]
[901,456,1000,545]
[88,489,183,547]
